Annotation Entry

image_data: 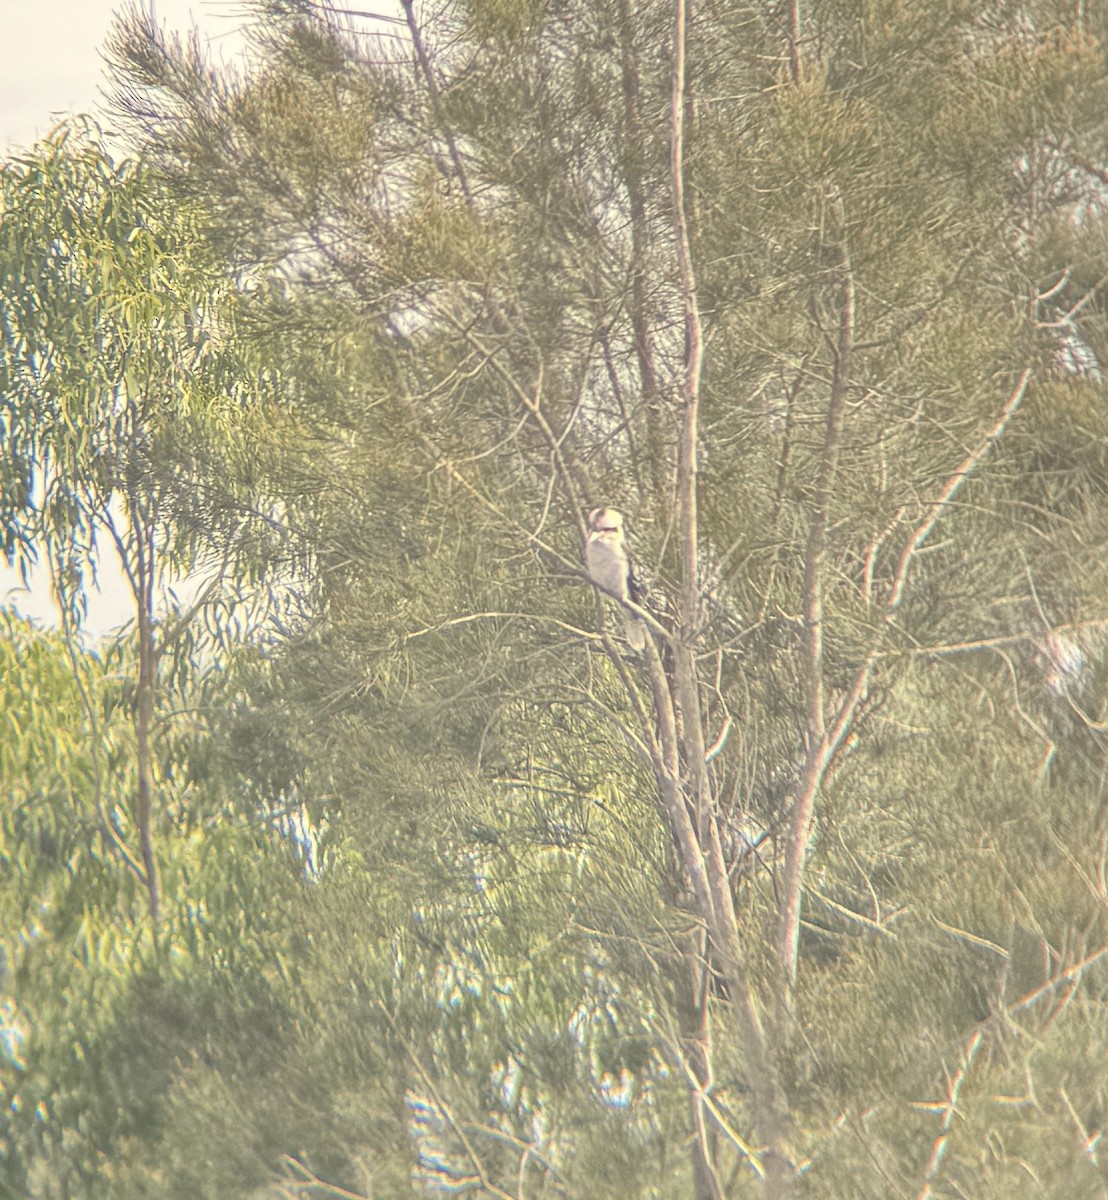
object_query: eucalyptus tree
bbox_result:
[0,613,154,1199]
[0,129,328,1195]
[0,123,282,921]
[0,609,320,1200]
[106,1,1108,1197]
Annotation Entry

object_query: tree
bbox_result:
[0,130,330,1197]
[0,122,281,921]
[0,608,328,1200]
[93,0,1108,1196]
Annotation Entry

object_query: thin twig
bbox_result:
[279,1155,371,1200]
[915,1029,983,1200]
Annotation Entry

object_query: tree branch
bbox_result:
[778,365,1033,988]
[914,1029,983,1200]
[400,0,476,206]
[887,368,1032,612]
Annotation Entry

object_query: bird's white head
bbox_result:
[588,507,624,536]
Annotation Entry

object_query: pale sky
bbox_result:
[1,0,251,636]
[1,0,251,151]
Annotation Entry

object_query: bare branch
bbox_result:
[664,1025,768,1180]
[399,0,475,206]
[914,1029,983,1200]
[1058,1087,1102,1166]
[279,1155,372,1200]
[779,365,1035,986]
[888,368,1032,612]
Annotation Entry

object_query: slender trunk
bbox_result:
[132,498,161,923]
[777,192,854,990]
[668,4,795,1193]
[616,0,666,502]
[678,933,723,1200]
[786,0,802,83]
[400,0,474,206]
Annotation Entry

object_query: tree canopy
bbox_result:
[2,1,1108,1197]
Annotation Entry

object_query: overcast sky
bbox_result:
[1,0,251,636]
[1,1,253,151]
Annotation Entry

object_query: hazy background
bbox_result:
[2,0,249,150]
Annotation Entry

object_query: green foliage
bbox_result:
[0,0,1104,1197]
[0,121,278,616]
[0,612,343,1200]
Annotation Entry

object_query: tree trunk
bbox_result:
[665,1,795,1190]
[676,932,723,1200]
[131,497,161,924]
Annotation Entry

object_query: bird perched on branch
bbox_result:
[584,507,646,650]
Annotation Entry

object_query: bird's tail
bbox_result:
[623,612,646,651]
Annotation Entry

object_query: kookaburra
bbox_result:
[584,507,646,650]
